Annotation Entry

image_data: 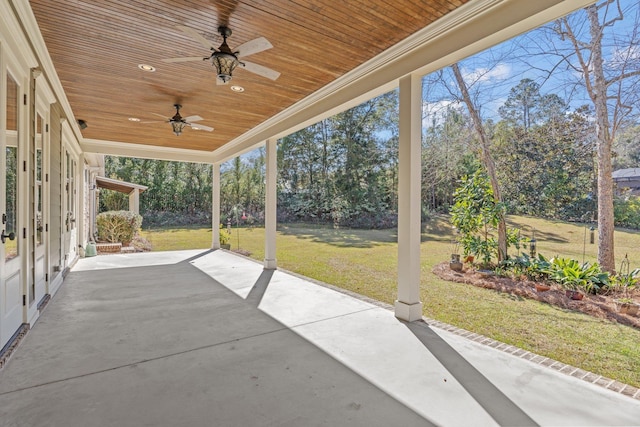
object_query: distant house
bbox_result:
[612,168,640,195]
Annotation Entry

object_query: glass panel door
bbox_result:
[1,72,23,348]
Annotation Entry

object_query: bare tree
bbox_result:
[552,0,640,272]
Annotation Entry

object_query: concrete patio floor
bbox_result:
[1,249,639,426]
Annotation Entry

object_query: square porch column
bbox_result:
[264,139,277,269]
[395,73,423,321]
[212,162,220,249]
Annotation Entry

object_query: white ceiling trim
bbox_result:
[81,138,215,164]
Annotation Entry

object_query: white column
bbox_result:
[212,162,220,249]
[128,189,140,215]
[264,139,277,269]
[78,154,87,246]
[395,73,423,321]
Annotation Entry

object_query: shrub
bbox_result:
[610,268,640,294]
[142,210,211,227]
[501,253,551,281]
[131,235,152,252]
[614,195,640,229]
[219,224,231,246]
[450,170,520,265]
[544,257,609,294]
[96,210,143,245]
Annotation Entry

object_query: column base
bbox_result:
[394,300,423,322]
[264,258,277,270]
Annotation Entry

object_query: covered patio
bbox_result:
[4,1,640,425]
[1,250,638,426]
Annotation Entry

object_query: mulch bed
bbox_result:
[432,261,640,331]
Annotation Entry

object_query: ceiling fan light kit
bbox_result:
[144,104,213,136]
[163,24,279,84]
[210,26,240,83]
[170,121,186,136]
[168,104,184,135]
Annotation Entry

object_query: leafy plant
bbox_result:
[460,234,497,265]
[450,170,521,266]
[545,257,609,294]
[610,268,640,295]
[219,224,231,246]
[501,253,550,281]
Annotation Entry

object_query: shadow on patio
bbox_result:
[0,250,638,426]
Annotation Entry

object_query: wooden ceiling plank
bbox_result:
[29,0,470,152]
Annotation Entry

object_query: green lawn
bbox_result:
[141,216,640,388]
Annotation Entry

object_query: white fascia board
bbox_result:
[81,138,216,164]
[211,0,595,164]
[83,152,104,168]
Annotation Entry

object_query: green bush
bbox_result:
[614,195,640,229]
[219,224,231,246]
[610,268,640,294]
[544,257,609,294]
[450,170,522,265]
[96,211,143,245]
[500,253,611,294]
[501,253,551,281]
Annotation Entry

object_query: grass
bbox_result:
[141,216,640,388]
[140,226,213,251]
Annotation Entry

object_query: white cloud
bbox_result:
[608,44,640,68]
[461,63,512,86]
[422,100,463,128]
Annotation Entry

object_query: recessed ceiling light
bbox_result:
[128,117,141,122]
[138,64,156,72]
[230,85,245,93]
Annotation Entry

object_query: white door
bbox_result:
[1,72,24,349]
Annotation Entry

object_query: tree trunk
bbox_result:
[451,63,508,261]
[587,5,616,273]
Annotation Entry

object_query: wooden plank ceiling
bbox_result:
[30,0,467,153]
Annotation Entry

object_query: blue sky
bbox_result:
[422,0,640,127]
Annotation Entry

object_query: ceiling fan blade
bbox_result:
[241,61,280,81]
[162,56,207,63]
[190,123,214,132]
[235,37,272,58]
[139,120,165,124]
[183,115,204,122]
[151,113,170,120]
[176,25,216,50]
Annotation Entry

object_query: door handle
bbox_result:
[1,230,15,244]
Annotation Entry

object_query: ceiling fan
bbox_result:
[163,25,280,84]
[143,104,213,136]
